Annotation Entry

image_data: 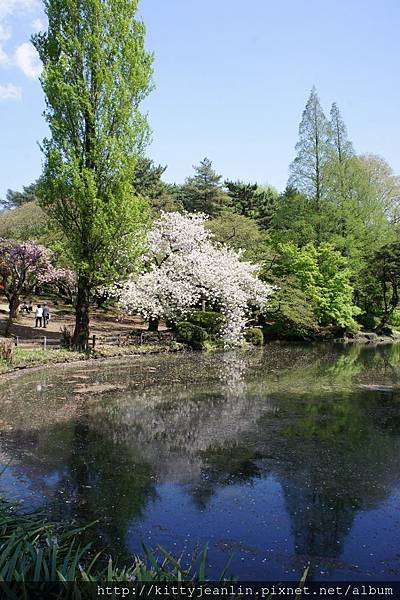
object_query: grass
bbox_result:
[0,497,230,584]
[0,342,186,374]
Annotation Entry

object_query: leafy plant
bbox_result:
[0,498,232,584]
[186,311,224,336]
[244,327,264,346]
[175,322,208,350]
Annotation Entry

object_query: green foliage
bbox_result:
[0,202,47,240]
[263,277,319,339]
[0,498,226,583]
[224,181,278,229]
[272,242,360,329]
[180,158,229,216]
[132,157,182,213]
[244,327,264,345]
[289,86,331,207]
[1,181,40,210]
[33,0,154,345]
[369,241,400,327]
[389,309,400,329]
[186,310,224,335]
[272,186,319,246]
[175,322,209,349]
[207,213,271,262]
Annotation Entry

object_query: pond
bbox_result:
[1,343,400,581]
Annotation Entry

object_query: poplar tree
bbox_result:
[33,0,153,348]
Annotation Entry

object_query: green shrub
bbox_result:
[389,309,400,329]
[186,310,224,335]
[244,327,264,346]
[175,322,208,350]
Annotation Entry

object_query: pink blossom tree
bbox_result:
[0,239,74,335]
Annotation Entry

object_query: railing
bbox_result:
[11,330,174,351]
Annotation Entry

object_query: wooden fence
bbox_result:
[11,330,174,351]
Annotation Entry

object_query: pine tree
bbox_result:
[181,158,229,216]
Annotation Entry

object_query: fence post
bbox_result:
[15,336,19,347]
[92,334,96,349]
[43,336,47,350]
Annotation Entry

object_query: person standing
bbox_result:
[35,304,43,328]
[43,304,50,328]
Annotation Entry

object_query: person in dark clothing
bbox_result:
[43,304,50,328]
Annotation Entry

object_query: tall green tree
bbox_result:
[289,87,331,241]
[289,87,331,202]
[329,102,354,166]
[181,158,229,216]
[359,154,400,224]
[33,0,153,348]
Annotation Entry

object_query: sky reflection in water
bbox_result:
[1,343,400,581]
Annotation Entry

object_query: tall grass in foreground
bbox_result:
[0,498,227,583]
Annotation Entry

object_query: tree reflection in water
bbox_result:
[1,343,400,578]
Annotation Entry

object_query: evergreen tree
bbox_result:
[225,180,278,229]
[133,157,167,199]
[132,157,180,212]
[329,103,354,165]
[289,87,331,240]
[225,180,258,216]
[1,181,40,210]
[181,158,229,216]
[33,0,153,349]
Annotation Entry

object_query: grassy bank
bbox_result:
[0,342,186,375]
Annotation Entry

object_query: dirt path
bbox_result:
[0,296,153,340]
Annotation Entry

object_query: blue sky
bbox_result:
[1,0,400,199]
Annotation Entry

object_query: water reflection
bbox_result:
[1,343,400,580]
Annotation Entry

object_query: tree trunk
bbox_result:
[72,274,91,350]
[148,317,159,331]
[5,294,20,336]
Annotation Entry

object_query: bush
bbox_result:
[261,276,319,340]
[244,327,264,346]
[186,310,224,335]
[175,322,208,350]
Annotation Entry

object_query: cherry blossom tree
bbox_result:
[0,239,74,335]
[120,212,274,343]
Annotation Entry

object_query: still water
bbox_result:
[1,343,400,581]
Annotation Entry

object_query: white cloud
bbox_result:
[0,23,10,41]
[0,82,21,100]
[0,22,10,64]
[0,45,7,64]
[0,0,37,21]
[31,17,43,31]
[0,0,39,70]
[15,41,41,78]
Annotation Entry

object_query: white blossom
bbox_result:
[120,212,274,343]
